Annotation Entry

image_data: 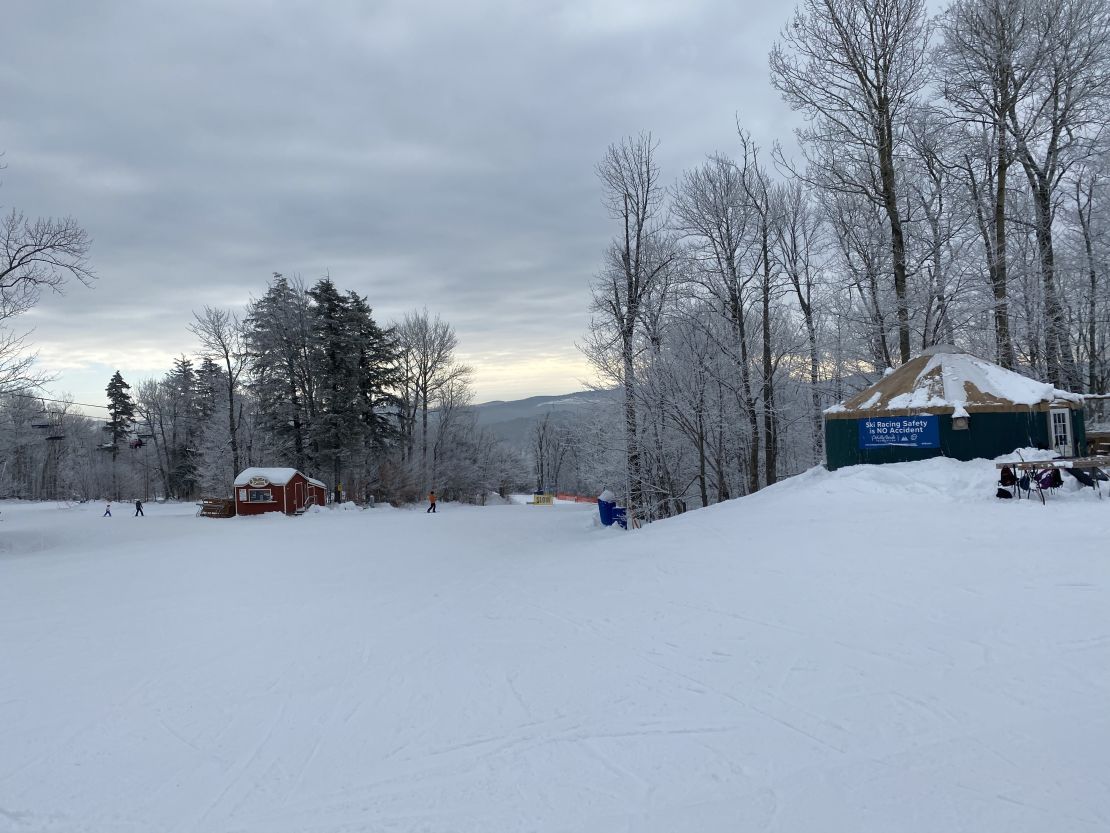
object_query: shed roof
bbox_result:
[825,346,1082,419]
[235,467,326,489]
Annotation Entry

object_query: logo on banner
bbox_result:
[249,476,270,487]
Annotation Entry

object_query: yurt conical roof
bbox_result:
[825,346,1082,419]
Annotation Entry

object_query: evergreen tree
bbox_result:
[165,355,200,498]
[196,357,223,423]
[308,278,365,491]
[244,274,314,471]
[346,290,401,456]
[106,371,135,451]
[106,370,135,498]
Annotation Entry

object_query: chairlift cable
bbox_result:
[3,391,112,414]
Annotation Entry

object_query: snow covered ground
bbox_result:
[2,459,1109,832]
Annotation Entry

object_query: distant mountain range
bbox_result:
[471,390,617,446]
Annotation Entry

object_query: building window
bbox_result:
[1051,409,1073,454]
[248,489,274,502]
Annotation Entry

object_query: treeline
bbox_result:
[0,274,531,503]
[584,0,1110,523]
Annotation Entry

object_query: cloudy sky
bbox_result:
[1,0,797,408]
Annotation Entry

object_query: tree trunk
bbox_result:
[696,409,708,508]
[1077,180,1099,393]
[1029,180,1079,389]
[622,343,642,517]
[732,301,760,494]
[225,366,240,480]
[761,241,777,486]
[878,113,912,365]
[715,382,731,501]
[806,318,821,464]
[992,152,1015,368]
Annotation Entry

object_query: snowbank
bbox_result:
[1,458,1108,832]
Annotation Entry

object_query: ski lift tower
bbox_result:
[31,410,66,499]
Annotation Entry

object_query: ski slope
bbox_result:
[2,459,1109,832]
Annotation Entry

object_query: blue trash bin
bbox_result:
[612,505,627,529]
[598,499,615,526]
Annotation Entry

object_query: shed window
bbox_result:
[248,489,274,503]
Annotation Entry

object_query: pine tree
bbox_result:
[346,290,400,456]
[106,370,135,498]
[165,355,199,498]
[308,278,364,491]
[106,371,135,450]
[244,274,314,471]
[196,357,223,423]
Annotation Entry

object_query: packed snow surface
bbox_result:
[2,458,1110,832]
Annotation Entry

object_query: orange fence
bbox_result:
[556,493,599,504]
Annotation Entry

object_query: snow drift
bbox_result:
[1,458,1108,832]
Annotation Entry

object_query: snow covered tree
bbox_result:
[771,0,931,365]
[585,133,676,518]
[395,308,471,487]
[244,274,315,472]
[105,370,135,498]
[0,205,94,394]
[189,307,246,482]
[306,278,397,495]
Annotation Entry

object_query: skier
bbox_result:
[103,502,112,517]
[134,499,144,517]
[427,491,437,513]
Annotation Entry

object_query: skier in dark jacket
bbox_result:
[134,499,144,517]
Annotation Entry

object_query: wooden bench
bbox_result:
[197,498,236,518]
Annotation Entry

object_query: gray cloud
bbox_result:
[1,0,798,406]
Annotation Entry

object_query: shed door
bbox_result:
[1050,409,1074,456]
[295,481,303,509]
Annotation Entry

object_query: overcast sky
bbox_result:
[1,0,798,410]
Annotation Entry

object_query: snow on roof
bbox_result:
[234,467,326,488]
[826,348,1082,417]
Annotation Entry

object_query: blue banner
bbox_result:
[859,415,940,449]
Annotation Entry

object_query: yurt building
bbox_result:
[824,346,1085,471]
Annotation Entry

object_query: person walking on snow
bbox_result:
[427,491,437,513]
[134,499,144,517]
[103,502,112,517]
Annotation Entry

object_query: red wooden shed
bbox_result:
[234,467,327,516]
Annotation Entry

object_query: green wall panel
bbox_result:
[823,410,1076,471]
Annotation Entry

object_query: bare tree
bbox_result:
[189,307,246,481]
[1004,0,1110,389]
[1073,166,1107,392]
[771,0,931,364]
[737,134,785,485]
[776,179,826,463]
[586,133,676,517]
[671,152,761,493]
[395,308,471,485]
[0,208,94,393]
[935,0,1042,368]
